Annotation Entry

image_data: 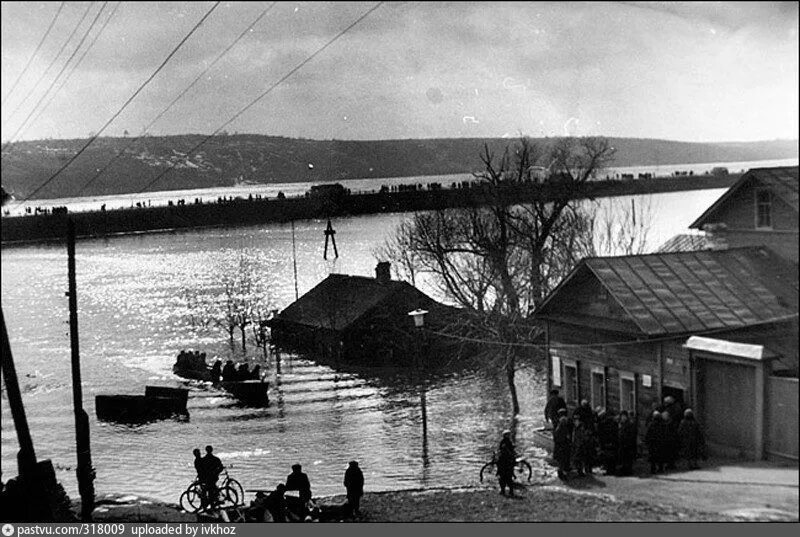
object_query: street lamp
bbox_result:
[407,308,428,328]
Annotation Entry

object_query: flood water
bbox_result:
[0,175,777,503]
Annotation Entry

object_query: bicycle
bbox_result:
[180,469,245,513]
[479,453,533,483]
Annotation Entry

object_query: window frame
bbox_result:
[590,366,606,410]
[619,371,637,414]
[755,188,773,230]
[562,360,579,406]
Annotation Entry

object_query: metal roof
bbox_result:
[538,247,798,336]
[273,274,432,332]
[690,166,799,229]
[656,233,711,253]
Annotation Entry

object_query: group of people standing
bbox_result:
[545,390,706,480]
[247,461,364,522]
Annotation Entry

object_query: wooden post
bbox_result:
[67,219,95,521]
[0,307,38,476]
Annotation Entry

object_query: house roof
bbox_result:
[690,166,799,229]
[656,234,711,253]
[273,274,430,332]
[537,247,798,337]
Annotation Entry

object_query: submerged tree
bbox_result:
[381,136,617,415]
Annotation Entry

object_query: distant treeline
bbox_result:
[1,134,796,200]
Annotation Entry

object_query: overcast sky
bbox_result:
[1,1,798,142]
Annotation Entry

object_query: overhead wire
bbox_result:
[2,2,95,131]
[26,2,123,135]
[1,2,66,107]
[74,1,278,198]
[135,1,385,195]
[14,1,222,206]
[422,312,800,350]
[3,2,110,151]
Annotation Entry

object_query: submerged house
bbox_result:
[536,165,798,462]
[268,262,456,366]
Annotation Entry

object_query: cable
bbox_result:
[14,2,222,205]
[1,2,65,107]
[136,1,385,195]
[26,2,122,134]
[3,2,110,150]
[74,2,277,197]
[2,2,95,130]
[22,2,120,136]
[424,312,799,350]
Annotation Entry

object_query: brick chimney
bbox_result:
[375,262,391,283]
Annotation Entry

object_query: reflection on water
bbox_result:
[0,185,749,502]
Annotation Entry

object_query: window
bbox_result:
[563,362,578,405]
[620,372,636,413]
[756,189,772,229]
[591,367,605,410]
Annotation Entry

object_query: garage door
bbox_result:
[697,358,755,456]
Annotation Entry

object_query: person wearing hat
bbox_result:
[544,389,567,431]
[645,411,666,474]
[285,464,312,503]
[677,409,706,470]
[496,430,517,496]
[343,461,364,516]
[553,408,573,480]
[616,410,637,476]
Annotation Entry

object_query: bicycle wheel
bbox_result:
[226,478,245,504]
[479,461,496,483]
[217,484,239,508]
[180,488,203,513]
[515,459,533,481]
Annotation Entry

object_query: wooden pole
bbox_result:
[67,219,95,521]
[0,307,38,476]
[291,220,299,301]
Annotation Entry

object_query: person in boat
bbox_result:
[210,360,222,384]
[176,350,187,368]
[222,360,237,381]
[250,364,262,381]
[237,363,251,381]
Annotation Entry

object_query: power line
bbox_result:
[1,2,65,107]
[27,2,122,135]
[137,1,385,195]
[75,2,277,198]
[3,2,95,130]
[3,2,110,150]
[15,2,222,205]
[423,312,800,350]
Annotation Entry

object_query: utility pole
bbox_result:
[67,219,95,521]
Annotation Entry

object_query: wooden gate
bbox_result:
[765,376,799,461]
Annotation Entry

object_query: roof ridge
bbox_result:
[583,245,764,263]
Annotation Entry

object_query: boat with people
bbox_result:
[95,385,189,423]
[172,350,269,406]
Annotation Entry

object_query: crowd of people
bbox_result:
[190,447,364,522]
[544,390,707,480]
[215,359,261,383]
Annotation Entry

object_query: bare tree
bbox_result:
[384,136,616,415]
[591,195,653,256]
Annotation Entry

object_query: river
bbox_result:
[0,159,795,504]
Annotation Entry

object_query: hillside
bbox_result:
[1,135,797,200]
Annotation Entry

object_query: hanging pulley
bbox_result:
[323,219,338,260]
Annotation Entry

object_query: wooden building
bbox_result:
[690,166,798,263]
[268,262,456,366]
[536,247,798,461]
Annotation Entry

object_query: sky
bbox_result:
[1,1,798,143]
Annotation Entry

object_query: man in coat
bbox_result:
[544,389,567,430]
[496,430,517,496]
[571,414,595,476]
[616,410,637,476]
[678,409,706,470]
[596,409,619,475]
[343,461,364,515]
[553,408,572,480]
[645,411,666,474]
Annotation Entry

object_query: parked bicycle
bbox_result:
[180,469,245,513]
[479,452,533,483]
